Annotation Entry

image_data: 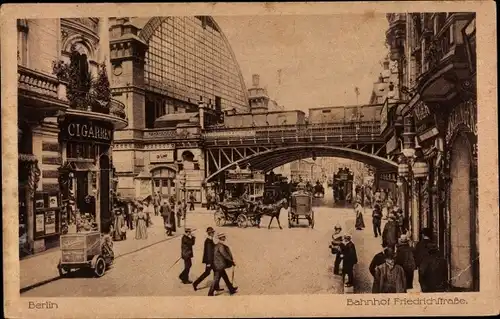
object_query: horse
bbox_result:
[252,198,288,229]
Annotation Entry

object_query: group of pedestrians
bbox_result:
[329,224,358,288]
[110,196,159,241]
[369,227,448,293]
[179,227,238,296]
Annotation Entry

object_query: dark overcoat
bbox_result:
[419,254,448,292]
[342,241,358,268]
[202,238,215,265]
[213,242,234,270]
[181,235,195,259]
[382,221,399,248]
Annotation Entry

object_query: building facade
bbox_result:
[18,18,127,256]
[109,16,250,204]
[384,12,477,291]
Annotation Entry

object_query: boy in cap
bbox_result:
[192,227,222,292]
[179,227,196,284]
[329,224,344,275]
[209,233,238,296]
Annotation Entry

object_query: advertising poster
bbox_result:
[35,214,45,233]
[49,195,58,208]
[44,211,56,234]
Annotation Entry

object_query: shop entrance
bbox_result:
[151,167,176,199]
[449,134,476,291]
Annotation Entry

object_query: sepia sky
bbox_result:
[215,14,389,111]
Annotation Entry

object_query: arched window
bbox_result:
[181,150,195,162]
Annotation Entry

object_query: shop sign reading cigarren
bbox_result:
[59,117,113,142]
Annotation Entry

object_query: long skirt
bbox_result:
[135,218,148,239]
[355,212,365,230]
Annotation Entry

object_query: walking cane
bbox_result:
[231,266,235,286]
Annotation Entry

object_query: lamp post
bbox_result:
[178,170,187,230]
[397,136,429,241]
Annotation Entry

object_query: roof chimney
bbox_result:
[252,74,260,87]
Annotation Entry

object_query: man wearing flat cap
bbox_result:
[208,233,238,296]
[192,227,222,292]
[179,227,196,284]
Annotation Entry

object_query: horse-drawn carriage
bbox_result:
[288,192,315,228]
[214,199,261,228]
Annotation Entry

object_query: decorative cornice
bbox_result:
[112,85,146,95]
[110,35,148,63]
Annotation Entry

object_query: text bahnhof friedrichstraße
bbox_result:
[347,297,468,306]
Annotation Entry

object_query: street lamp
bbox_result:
[178,170,187,229]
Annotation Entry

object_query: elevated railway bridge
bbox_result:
[203,120,397,183]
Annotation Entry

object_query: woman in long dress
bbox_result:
[135,207,148,240]
[113,208,126,241]
[354,202,365,230]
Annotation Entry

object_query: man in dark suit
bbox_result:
[192,227,222,291]
[208,233,238,296]
[341,234,358,288]
[369,244,387,277]
[179,227,195,284]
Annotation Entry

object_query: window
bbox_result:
[143,17,248,112]
[17,19,29,66]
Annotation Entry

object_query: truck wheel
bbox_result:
[94,256,106,277]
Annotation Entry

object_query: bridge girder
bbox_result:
[205,145,396,182]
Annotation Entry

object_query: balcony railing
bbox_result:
[18,65,66,101]
[423,13,474,72]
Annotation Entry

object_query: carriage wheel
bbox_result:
[94,256,106,277]
[214,211,226,226]
[237,214,248,228]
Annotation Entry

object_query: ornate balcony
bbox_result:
[109,99,126,120]
[18,65,69,115]
[417,13,476,103]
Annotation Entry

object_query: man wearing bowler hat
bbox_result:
[208,233,238,296]
[192,227,222,292]
[179,227,196,284]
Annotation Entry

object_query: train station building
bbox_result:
[109,16,250,204]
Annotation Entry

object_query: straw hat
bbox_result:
[217,233,226,239]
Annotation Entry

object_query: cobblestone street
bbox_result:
[21,194,359,297]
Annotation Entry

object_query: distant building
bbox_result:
[368,56,400,105]
[248,74,284,113]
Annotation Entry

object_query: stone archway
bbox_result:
[449,133,475,290]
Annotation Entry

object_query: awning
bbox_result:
[62,161,98,172]
[226,179,265,184]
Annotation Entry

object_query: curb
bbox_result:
[20,228,197,294]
